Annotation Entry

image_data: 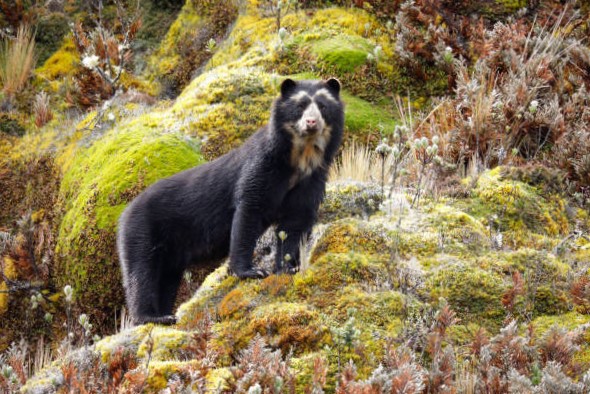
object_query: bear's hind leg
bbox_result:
[155,269,183,325]
[126,250,177,325]
[126,264,163,325]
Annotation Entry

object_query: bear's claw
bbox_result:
[135,315,177,326]
[236,268,269,279]
[273,265,299,275]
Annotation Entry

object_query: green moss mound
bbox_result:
[311,35,372,73]
[55,121,204,329]
[342,91,397,135]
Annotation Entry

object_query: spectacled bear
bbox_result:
[117,78,344,325]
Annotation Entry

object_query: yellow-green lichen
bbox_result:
[334,286,406,331]
[0,256,17,314]
[136,326,192,361]
[206,367,233,392]
[531,312,590,335]
[36,37,78,82]
[427,204,488,253]
[176,265,231,325]
[294,251,386,303]
[95,324,153,363]
[171,65,277,158]
[145,360,203,391]
[311,219,392,262]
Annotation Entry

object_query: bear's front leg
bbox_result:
[229,205,270,279]
[274,227,308,274]
[274,176,324,274]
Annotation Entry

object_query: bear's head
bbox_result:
[273,78,343,139]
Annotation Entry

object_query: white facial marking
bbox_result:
[291,90,311,102]
[313,88,338,103]
[297,101,326,135]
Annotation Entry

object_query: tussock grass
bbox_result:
[329,142,398,184]
[0,25,36,97]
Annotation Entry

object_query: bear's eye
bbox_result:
[317,101,326,111]
[297,101,308,110]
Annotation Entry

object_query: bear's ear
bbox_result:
[280,78,297,97]
[325,78,341,97]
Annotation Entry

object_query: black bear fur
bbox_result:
[117,78,344,325]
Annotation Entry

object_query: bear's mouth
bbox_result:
[302,124,321,136]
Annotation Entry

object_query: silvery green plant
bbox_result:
[374,124,412,199]
[205,38,217,53]
[367,45,383,63]
[30,292,42,310]
[266,0,297,31]
[388,124,412,197]
[411,135,439,207]
[79,313,93,348]
[183,271,192,287]
[375,138,392,196]
[63,284,74,344]
[276,27,288,52]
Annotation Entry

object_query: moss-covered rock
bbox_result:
[207,5,400,140]
[424,262,507,328]
[311,35,373,73]
[320,181,383,222]
[146,0,238,97]
[466,167,570,247]
[247,302,324,353]
[342,91,397,136]
[171,65,277,158]
[426,204,489,254]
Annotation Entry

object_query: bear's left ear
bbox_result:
[280,78,297,97]
[325,78,341,97]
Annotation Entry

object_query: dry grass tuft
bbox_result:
[329,142,398,184]
[0,25,35,98]
[329,143,374,183]
[33,91,53,128]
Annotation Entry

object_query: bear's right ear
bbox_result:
[280,78,297,97]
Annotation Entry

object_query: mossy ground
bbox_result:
[20,161,589,391]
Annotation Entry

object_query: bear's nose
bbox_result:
[306,119,317,127]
